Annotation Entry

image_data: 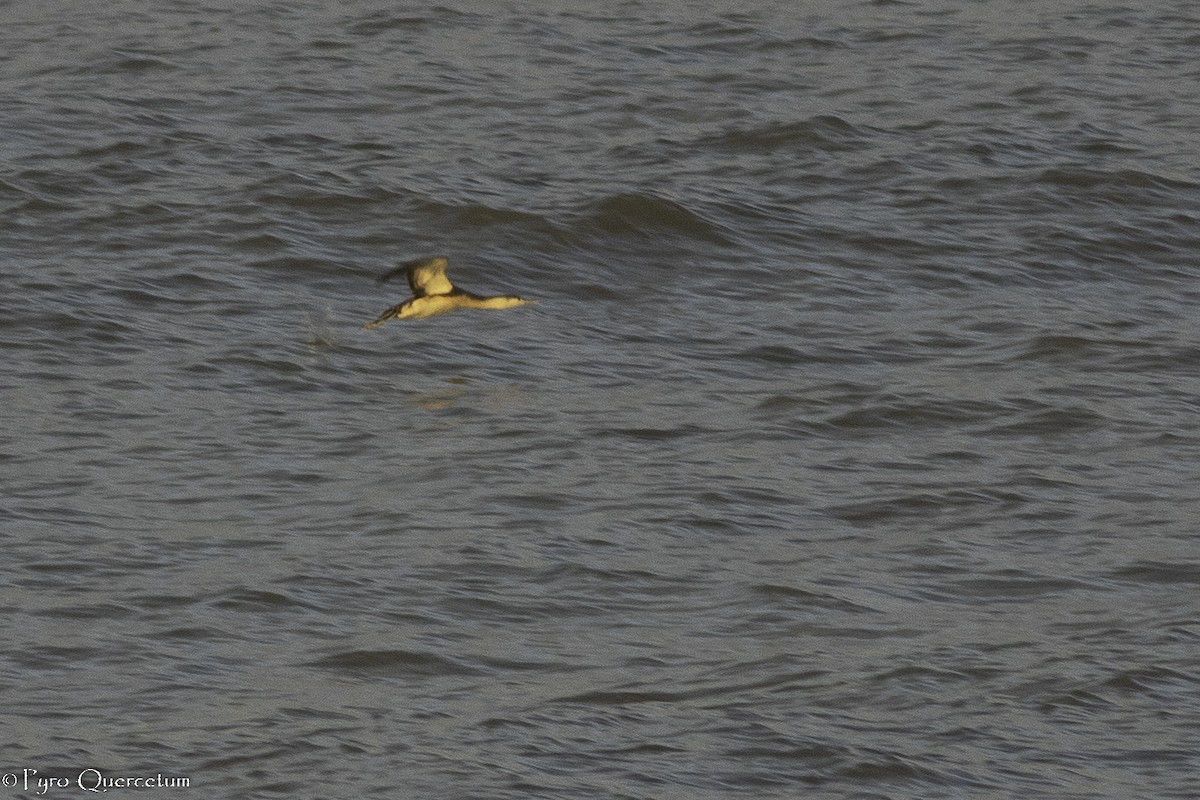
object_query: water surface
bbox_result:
[3,1,1200,797]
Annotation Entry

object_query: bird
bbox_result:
[362,256,536,329]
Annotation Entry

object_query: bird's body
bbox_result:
[362,256,535,329]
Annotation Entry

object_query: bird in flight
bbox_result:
[362,256,536,329]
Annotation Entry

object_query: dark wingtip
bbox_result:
[375,268,401,284]
[376,256,446,284]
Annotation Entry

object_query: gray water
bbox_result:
[3,1,1200,797]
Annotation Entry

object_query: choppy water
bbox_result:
[4,1,1200,797]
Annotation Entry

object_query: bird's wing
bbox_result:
[407,257,454,297]
[376,256,454,297]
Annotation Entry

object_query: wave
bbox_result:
[410,197,559,234]
[251,175,403,212]
[308,648,482,676]
[1035,166,1199,196]
[574,192,735,246]
[697,115,870,153]
[392,191,738,255]
[345,6,480,37]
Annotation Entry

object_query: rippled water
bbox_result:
[4,1,1200,797]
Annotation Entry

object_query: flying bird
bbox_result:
[362,256,536,329]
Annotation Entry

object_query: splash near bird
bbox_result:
[362,256,536,329]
